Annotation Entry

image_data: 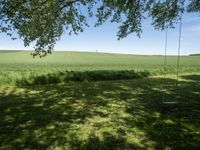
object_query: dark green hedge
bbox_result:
[18,70,150,85]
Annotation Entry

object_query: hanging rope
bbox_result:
[162,27,168,101]
[164,27,168,76]
[176,11,183,90]
[162,10,183,103]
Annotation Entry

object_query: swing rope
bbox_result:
[176,11,183,90]
[164,27,168,76]
[162,27,168,102]
[162,10,183,103]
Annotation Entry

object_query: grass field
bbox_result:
[0,50,200,149]
[0,51,200,85]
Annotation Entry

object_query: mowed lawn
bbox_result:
[0,51,200,149]
[1,74,200,149]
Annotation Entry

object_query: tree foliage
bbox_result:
[0,0,199,57]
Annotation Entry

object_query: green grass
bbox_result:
[17,70,150,85]
[0,74,200,149]
[0,51,200,149]
[0,51,200,85]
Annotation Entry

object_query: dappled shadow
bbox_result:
[0,74,200,149]
[181,74,200,82]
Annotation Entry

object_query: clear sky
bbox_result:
[0,12,199,55]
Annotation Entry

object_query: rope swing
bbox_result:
[162,10,183,104]
[176,10,183,90]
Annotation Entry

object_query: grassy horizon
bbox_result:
[0,49,197,56]
[0,51,200,85]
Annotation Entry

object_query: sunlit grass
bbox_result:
[0,74,199,149]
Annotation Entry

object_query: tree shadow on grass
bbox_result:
[0,74,200,150]
[181,74,200,82]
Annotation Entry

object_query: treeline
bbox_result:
[189,54,200,56]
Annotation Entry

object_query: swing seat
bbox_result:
[162,101,178,104]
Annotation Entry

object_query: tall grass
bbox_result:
[0,51,200,85]
[17,70,150,85]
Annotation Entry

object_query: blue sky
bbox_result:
[0,12,199,55]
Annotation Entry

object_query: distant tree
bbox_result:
[0,0,199,57]
[189,54,200,56]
